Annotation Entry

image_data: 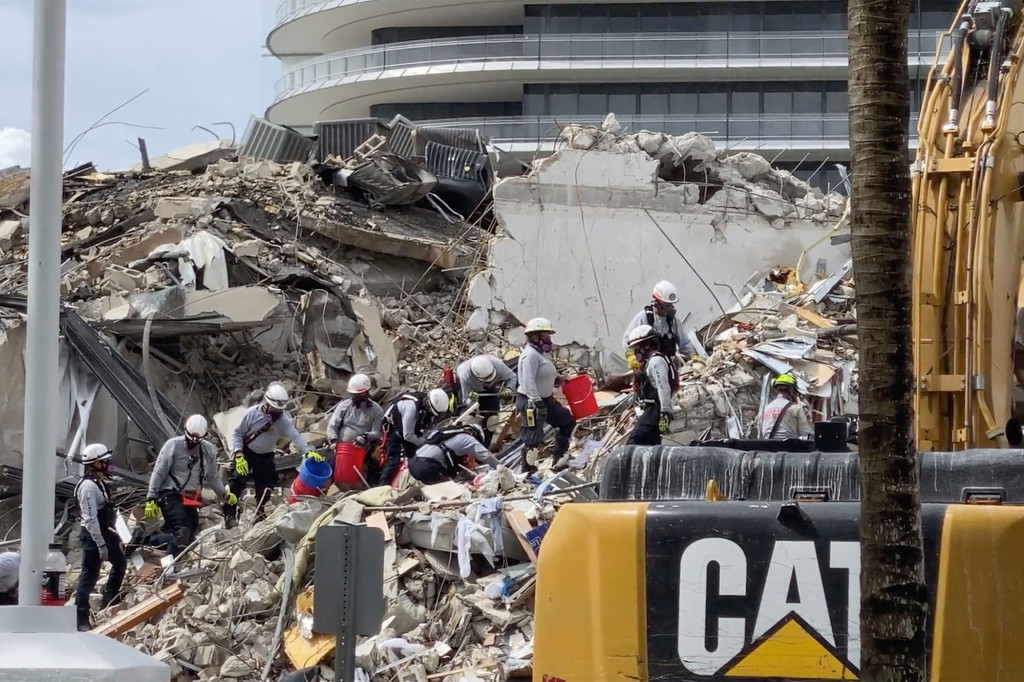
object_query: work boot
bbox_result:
[76,609,91,632]
[224,516,237,530]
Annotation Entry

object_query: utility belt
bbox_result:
[160,488,203,508]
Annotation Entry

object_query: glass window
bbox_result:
[731,3,760,31]
[578,7,607,33]
[609,93,637,115]
[732,90,760,115]
[705,7,730,31]
[822,1,847,30]
[579,92,607,115]
[523,90,545,115]
[699,90,728,115]
[825,88,848,113]
[550,92,577,115]
[641,6,670,33]
[792,3,821,30]
[669,92,698,115]
[640,92,670,115]
[764,90,792,114]
[608,6,638,33]
[762,3,792,31]
[793,89,822,114]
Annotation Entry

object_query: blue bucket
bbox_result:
[298,457,332,489]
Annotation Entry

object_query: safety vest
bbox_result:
[635,352,677,406]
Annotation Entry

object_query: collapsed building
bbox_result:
[0,117,859,681]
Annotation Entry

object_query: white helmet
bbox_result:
[464,423,486,445]
[427,388,450,415]
[348,373,372,395]
[524,317,555,335]
[79,443,113,465]
[263,382,289,411]
[652,280,679,305]
[470,356,498,384]
[627,324,658,348]
[184,414,208,439]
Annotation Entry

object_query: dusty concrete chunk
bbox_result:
[229,549,255,574]
[243,581,279,611]
[219,655,253,678]
[102,264,144,292]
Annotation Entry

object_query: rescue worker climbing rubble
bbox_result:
[408,423,500,485]
[626,324,676,446]
[759,373,814,440]
[455,354,518,448]
[143,415,234,557]
[380,387,450,485]
[326,373,384,481]
[225,382,315,528]
[74,443,126,631]
[622,280,696,388]
[516,317,576,472]
[0,552,19,606]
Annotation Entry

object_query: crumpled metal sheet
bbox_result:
[346,153,437,206]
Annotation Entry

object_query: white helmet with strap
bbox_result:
[652,280,679,305]
[470,355,498,383]
[627,324,658,348]
[427,388,450,415]
[348,373,372,395]
[263,382,289,410]
[524,317,555,334]
[184,414,208,440]
[79,443,113,465]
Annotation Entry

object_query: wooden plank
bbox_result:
[504,509,538,564]
[783,303,835,329]
[91,583,184,637]
[365,511,393,541]
[509,575,538,610]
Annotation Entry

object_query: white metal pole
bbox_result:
[18,0,66,606]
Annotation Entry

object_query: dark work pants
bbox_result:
[76,530,126,628]
[628,403,663,446]
[157,491,200,557]
[224,447,277,522]
[408,457,450,485]
[515,395,576,456]
[379,436,416,486]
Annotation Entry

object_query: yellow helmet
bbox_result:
[772,373,798,389]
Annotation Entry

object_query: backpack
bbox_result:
[424,426,466,447]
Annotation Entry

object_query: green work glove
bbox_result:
[500,386,513,401]
[468,391,480,403]
[448,395,456,412]
[626,350,641,372]
[305,450,325,463]
[224,491,238,506]
[144,499,160,520]
[234,455,250,476]
[659,413,672,435]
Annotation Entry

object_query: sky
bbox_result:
[0,0,280,172]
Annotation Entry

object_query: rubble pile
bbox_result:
[558,114,847,224]
[112,469,592,682]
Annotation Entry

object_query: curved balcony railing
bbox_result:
[276,0,333,24]
[273,31,948,100]
[414,113,922,147]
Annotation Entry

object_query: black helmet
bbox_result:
[464,423,486,444]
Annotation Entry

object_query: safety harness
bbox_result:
[243,409,281,448]
[423,427,466,475]
[635,352,677,408]
[644,305,680,357]
[74,475,115,530]
[165,444,207,507]
[767,401,795,439]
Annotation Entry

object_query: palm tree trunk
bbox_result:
[848,1,928,680]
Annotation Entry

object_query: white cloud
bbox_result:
[0,127,30,169]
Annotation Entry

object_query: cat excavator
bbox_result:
[532,2,1024,680]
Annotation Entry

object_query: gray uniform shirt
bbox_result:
[147,436,225,499]
[414,433,500,468]
[517,344,558,400]
[622,309,696,357]
[457,356,517,404]
[76,477,109,548]
[327,398,384,443]
[644,354,674,412]
[760,395,814,439]
[231,404,311,455]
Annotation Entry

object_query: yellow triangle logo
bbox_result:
[722,613,859,680]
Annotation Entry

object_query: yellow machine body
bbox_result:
[532,501,1024,682]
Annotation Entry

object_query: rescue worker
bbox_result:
[408,424,500,485]
[325,373,384,481]
[380,387,451,486]
[74,443,126,631]
[455,354,518,447]
[144,415,236,556]
[225,382,315,528]
[626,324,676,446]
[517,317,576,472]
[0,551,19,606]
[760,373,814,440]
[621,280,696,389]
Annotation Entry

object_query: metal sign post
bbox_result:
[313,523,385,681]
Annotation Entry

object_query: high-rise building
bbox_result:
[266,1,955,191]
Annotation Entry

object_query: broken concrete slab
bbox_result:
[123,140,235,173]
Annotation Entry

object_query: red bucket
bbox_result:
[561,374,600,420]
[288,476,323,504]
[334,442,367,486]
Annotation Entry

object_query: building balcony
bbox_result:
[417,113,921,164]
[266,31,947,125]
